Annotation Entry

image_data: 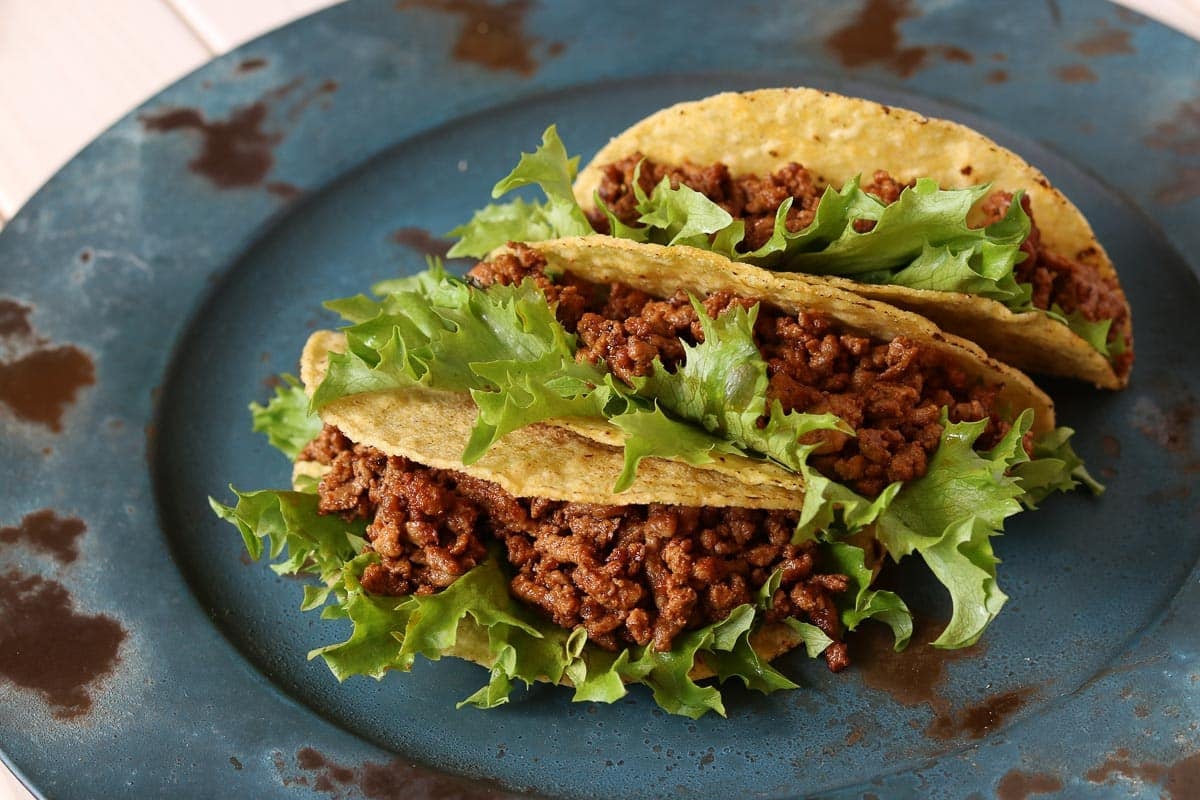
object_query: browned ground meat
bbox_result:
[588,154,825,251]
[979,192,1133,375]
[304,424,852,669]
[470,245,1010,497]
[590,157,1131,374]
[301,426,488,595]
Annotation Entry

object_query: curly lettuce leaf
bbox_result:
[822,540,913,650]
[619,602,818,718]
[211,487,826,717]
[887,241,1033,309]
[632,172,735,249]
[1013,425,1104,507]
[314,269,607,426]
[605,404,746,492]
[1044,303,1122,359]
[250,375,323,461]
[874,413,1034,648]
[446,125,591,258]
[208,488,364,609]
[639,299,847,473]
[783,181,1029,274]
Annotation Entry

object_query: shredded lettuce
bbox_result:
[448,126,1123,359]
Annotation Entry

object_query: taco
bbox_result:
[212,235,1097,717]
[448,88,1133,389]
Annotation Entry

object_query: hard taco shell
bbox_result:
[573,87,1131,389]
[500,237,1056,435]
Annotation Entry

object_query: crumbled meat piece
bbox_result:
[307,426,851,667]
[303,426,487,596]
[574,289,698,382]
[861,169,910,204]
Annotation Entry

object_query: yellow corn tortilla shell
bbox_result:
[300,330,807,509]
[573,87,1131,389]
[510,237,1056,435]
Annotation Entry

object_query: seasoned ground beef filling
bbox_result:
[301,425,852,670]
[469,245,1013,498]
[588,155,1131,372]
[979,192,1133,377]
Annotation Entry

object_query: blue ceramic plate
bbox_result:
[1,1,1198,797]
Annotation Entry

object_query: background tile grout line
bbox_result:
[161,0,230,55]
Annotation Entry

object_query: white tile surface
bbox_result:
[1126,0,1200,38]
[0,0,213,217]
[0,771,25,800]
[165,0,340,51]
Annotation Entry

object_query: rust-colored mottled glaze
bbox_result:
[0,509,86,564]
[1156,166,1200,205]
[1145,100,1200,156]
[237,57,269,73]
[1073,24,1135,56]
[1132,390,1196,455]
[824,0,928,77]
[266,181,304,200]
[0,570,126,718]
[996,770,1063,800]
[926,687,1035,740]
[390,226,455,259]
[280,747,529,799]
[855,618,983,710]
[141,105,281,188]
[1055,64,1098,83]
[1085,747,1200,799]
[854,617,1036,740]
[0,298,95,433]
[140,79,338,189]
[0,299,33,339]
[824,0,980,77]
[398,0,562,77]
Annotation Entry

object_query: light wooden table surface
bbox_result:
[0,0,1197,797]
